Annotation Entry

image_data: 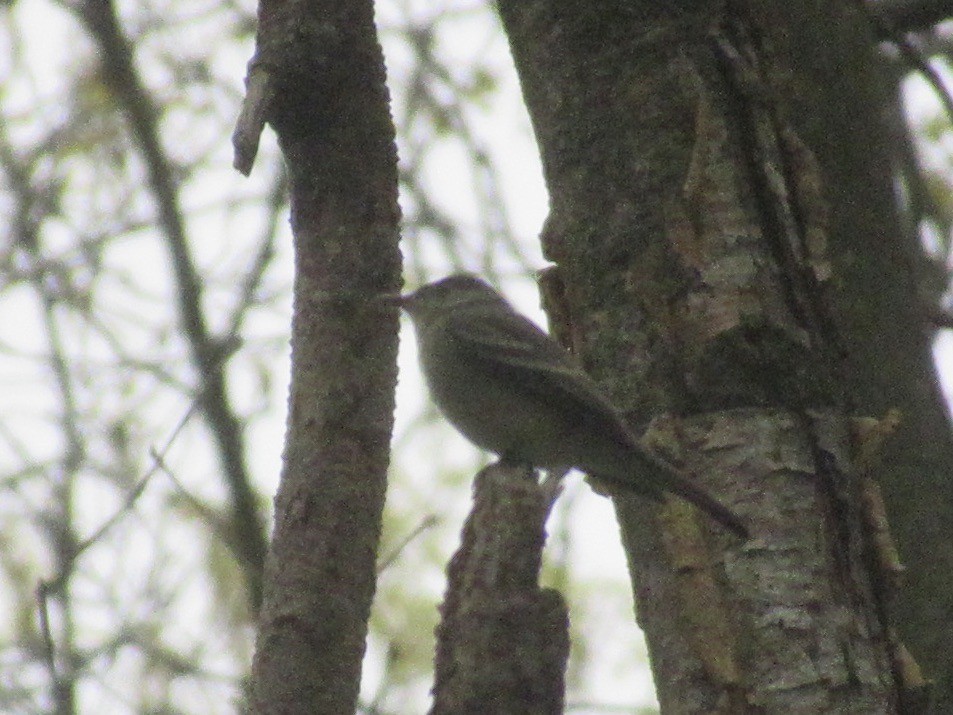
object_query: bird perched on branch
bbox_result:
[397,273,749,539]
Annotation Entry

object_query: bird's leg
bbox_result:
[496,455,538,481]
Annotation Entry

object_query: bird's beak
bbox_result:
[380,291,409,309]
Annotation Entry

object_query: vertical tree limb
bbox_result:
[242,0,402,712]
[431,464,568,715]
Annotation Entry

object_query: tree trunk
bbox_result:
[499,0,947,710]
[759,4,953,710]
[242,0,402,712]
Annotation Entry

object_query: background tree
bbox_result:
[2,0,953,712]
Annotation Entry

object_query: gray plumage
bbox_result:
[401,273,748,539]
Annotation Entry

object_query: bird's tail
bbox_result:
[661,472,749,539]
[607,448,750,539]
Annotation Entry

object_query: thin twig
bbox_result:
[70,400,201,561]
[377,514,440,573]
[36,582,59,699]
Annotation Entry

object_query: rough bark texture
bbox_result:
[497,0,934,711]
[752,4,953,709]
[245,0,402,712]
[431,465,569,715]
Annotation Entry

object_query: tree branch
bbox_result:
[244,0,402,711]
[75,0,268,611]
[431,464,568,715]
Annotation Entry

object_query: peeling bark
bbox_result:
[498,0,923,711]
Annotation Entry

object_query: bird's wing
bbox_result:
[443,310,633,440]
[444,310,751,538]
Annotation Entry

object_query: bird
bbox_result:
[398,273,749,539]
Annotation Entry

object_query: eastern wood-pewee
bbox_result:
[399,273,748,539]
